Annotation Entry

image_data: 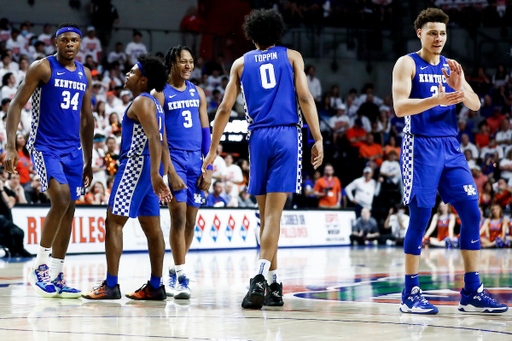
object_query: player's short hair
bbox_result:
[164,45,194,73]
[414,8,449,31]
[137,53,168,92]
[243,9,285,47]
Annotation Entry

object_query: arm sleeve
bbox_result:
[201,127,211,157]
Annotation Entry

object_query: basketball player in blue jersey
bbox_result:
[152,45,212,299]
[203,9,323,309]
[83,54,172,300]
[393,8,507,314]
[4,23,94,298]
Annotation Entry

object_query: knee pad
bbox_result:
[451,200,481,250]
[404,197,432,255]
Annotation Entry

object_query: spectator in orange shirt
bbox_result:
[384,135,401,159]
[475,121,490,148]
[494,178,511,209]
[486,108,505,134]
[14,133,33,189]
[346,118,367,149]
[313,164,342,208]
[359,134,383,167]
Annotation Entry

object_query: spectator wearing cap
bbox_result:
[125,31,147,65]
[486,108,505,134]
[313,164,342,208]
[359,134,383,168]
[460,133,478,160]
[471,165,487,194]
[105,91,123,117]
[92,133,107,189]
[238,187,257,208]
[346,118,367,149]
[345,166,382,217]
[480,134,503,161]
[118,90,132,112]
[107,42,127,71]
[81,26,102,63]
[328,103,350,145]
[6,28,27,61]
[1,72,16,101]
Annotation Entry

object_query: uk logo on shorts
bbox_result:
[195,215,205,242]
[211,215,221,242]
[225,215,236,242]
[194,193,202,204]
[464,184,477,196]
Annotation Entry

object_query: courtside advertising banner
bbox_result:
[13,207,354,254]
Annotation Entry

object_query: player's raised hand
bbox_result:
[83,163,93,188]
[152,175,173,202]
[442,59,463,91]
[197,169,212,192]
[435,82,465,106]
[311,141,324,170]
[3,147,19,174]
[168,172,188,192]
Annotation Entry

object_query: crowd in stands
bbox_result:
[0,7,511,249]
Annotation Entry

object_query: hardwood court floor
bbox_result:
[0,247,511,340]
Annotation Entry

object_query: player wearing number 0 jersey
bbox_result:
[392,8,507,314]
[203,9,323,309]
[83,54,172,301]
[4,23,94,299]
[152,45,212,299]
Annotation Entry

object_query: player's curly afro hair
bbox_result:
[414,8,449,31]
[243,9,285,48]
[137,53,168,92]
[164,45,194,75]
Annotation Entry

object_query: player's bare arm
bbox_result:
[196,86,212,191]
[392,55,465,117]
[202,57,243,170]
[151,89,187,193]
[130,96,172,202]
[443,58,480,111]
[4,59,52,174]
[80,67,94,189]
[423,213,438,239]
[288,49,323,169]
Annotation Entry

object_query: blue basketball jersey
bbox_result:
[404,53,457,137]
[27,55,88,155]
[119,93,164,160]
[162,82,201,151]
[240,46,300,131]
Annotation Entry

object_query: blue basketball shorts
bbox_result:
[248,125,302,196]
[109,155,163,218]
[401,135,478,208]
[169,149,204,207]
[31,147,84,200]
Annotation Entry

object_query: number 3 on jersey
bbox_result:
[182,110,192,128]
[259,64,276,89]
[61,91,80,110]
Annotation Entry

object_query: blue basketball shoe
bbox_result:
[52,273,81,298]
[400,287,439,314]
[167,268,176,297]
[29,264,57,298]
[458,284,508,313]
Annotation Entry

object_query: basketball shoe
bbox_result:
[241,274,266,309]
[126,281,167,300]
[174,275,191,299]
[458,284,508,313]
[82,280,121,299]
[29,264,57,298]
[399,287,439,314]
[52,273,81,298]
[264,282,284,306]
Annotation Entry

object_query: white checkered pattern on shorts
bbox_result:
[402,134,415,205]
[241,84,254,141]
[127,123,148,158]
[27,88,42,153]
[32,150,49,192]
[112,156,145,217]
[295,103,304,194]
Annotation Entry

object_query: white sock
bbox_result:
[169,263,176,273]
[266,270,278,285]
[175,264,186,278]
[34,246,51,268]
[51,258,64,280]
[256,259,271,279]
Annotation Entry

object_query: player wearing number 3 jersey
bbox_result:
[203,9,323,309]
[4,22,94,298]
